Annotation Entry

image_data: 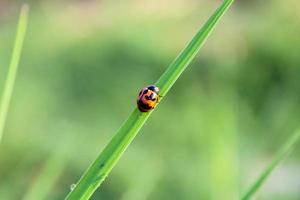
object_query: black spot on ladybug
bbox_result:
[147,85,159,93]
[138,100,152,109]
[142,104,152,110]
[145,95,150,100]
[147,85,155,90]
[143,89,148,94]
[152,98,156,101]
[149,93,154,99]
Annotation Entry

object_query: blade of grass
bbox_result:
[156,0,234,95]
[0,4,29,142]
[22,154,66,200]
[65,1,234,199]
[241,129,300,200]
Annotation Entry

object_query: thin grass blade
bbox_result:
[156,0,234,95]
[22,154,66,200]
[0,4,29,142]
[65,1,234,199]
[241,129,300,200]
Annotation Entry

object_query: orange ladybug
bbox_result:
[137,85,160,112]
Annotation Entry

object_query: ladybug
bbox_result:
[137,85,160,112]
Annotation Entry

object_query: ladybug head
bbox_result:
[147,85,160,93]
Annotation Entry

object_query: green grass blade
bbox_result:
[0,4,29,142]
[241,129,300,200]
[22,154,66,200]
[65,1,234,199]
[156,0,234,96]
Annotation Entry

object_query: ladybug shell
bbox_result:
[137,86,159,112]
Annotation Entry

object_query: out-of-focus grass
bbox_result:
[0,0,300,199]
[0,4,29,142]
[120,156,162,200]
[241,128,300,200]
[22,153,66,200]
[206,90,239,200]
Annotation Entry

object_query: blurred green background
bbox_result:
[0,0,300,199]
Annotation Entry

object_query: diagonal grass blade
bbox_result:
[241,129,300,200]
[65,1,234,199]
[0,4,29,142]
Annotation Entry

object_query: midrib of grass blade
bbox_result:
[0,4,29,142]
[65,1,234,199]
[241,129,300,200]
